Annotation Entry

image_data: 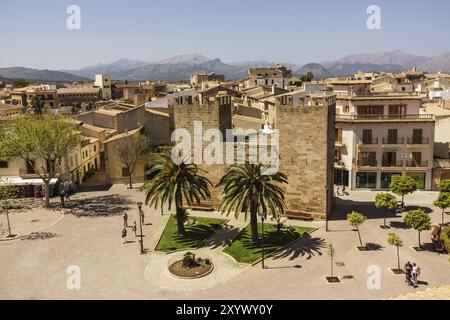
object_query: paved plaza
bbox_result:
[0,185,449,300]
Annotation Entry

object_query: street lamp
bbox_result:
[137,202,145,255]
[261,212,267,269]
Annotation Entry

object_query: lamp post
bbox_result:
[326,186,330,232]
[261,212,267,269]
[137,202,145,255]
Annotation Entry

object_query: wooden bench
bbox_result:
[285,211,314,221]
[187,202,215,212]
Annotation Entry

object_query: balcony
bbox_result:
[336,114,434,122]
[381,161,404,168]
[407,138,430,145]
[406,161,429,168]
[357,160,378,168]
[360,138,379,146]
[382,138,405,145]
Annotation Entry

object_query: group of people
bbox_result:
[405,262,422,288]
[121,211,145,244]
[336,185,349,197]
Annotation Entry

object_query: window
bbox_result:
[362,129,373,144]
[343,105,349,113]
[382,152,397,167]
[356,172,377,189]
[411,152,422,167]
[122,167,130,177]
[381,172,401,189]
[388,105,406,115]
[412,129,423,144]
[406,172,426,190]
[387,129,398,144]
[334,169,349,187]
[0,160,8,168]
[360,152,377,166]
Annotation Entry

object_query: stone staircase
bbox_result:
[390,285,450,300]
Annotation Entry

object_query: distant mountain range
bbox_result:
[2,51,450,83]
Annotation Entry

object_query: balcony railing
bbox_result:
[360,138,379,145]
[406,161,429,168]
[336,114,434,122]
[382,138,405,145]
[381,161,404,168]
[407,138,430,145]
[357,160,378,167]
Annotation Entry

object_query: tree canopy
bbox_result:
[375,193,398,211]
[404,209,431,232]
[0,113,81,206]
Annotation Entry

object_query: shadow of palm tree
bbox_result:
[50,194,134,217]
[270,234,327,261]
[200,224,241,250]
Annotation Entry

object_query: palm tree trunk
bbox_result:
[250,207,259,245]
[175,206,186,237]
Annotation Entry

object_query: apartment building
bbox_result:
[10,85,57,109]
[56,87,102,106]
[94,74,112,100]
[335,92,435,190]
[246,65,292,89]
[66,136,101,186]
[190,72,225,87]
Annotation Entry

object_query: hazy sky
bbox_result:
[1,0,450,69]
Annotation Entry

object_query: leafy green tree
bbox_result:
[375,192,398,228]
[12,79,30,88]
[387,233,404,271]
[439,179,450,193]
[31,96,45,115]
[217,162,288,245]
[0,113,81,207]
[434,192,450,225]
[404,209,432,248]
[390,175,417,208]
[141,148,211,237]
[0,181,18,238]
[347,211,367,248]
[114,132,151,189]
[301,72,314,82]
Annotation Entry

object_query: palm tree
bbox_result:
[217,162,288,245]
[141,148,212,237]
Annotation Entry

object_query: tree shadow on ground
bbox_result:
[270,234,326,261]
[200,224,241,250]
[365,242,384,251]
[49,194,134,217]
[331,198,433,221]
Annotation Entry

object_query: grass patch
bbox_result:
[223,223,314,264]
[155,215,227,252]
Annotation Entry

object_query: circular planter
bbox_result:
[168,256,214,279]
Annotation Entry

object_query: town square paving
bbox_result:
[0,185,448,300]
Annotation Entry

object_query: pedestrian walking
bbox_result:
[336,186,341,196]
[59,184,65,207]
[122,228,127,244]
[405,261,413,286]
[123,213,128,228]
[64,180,71,201]
[412,263,421,288]
[132,221,137,237]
